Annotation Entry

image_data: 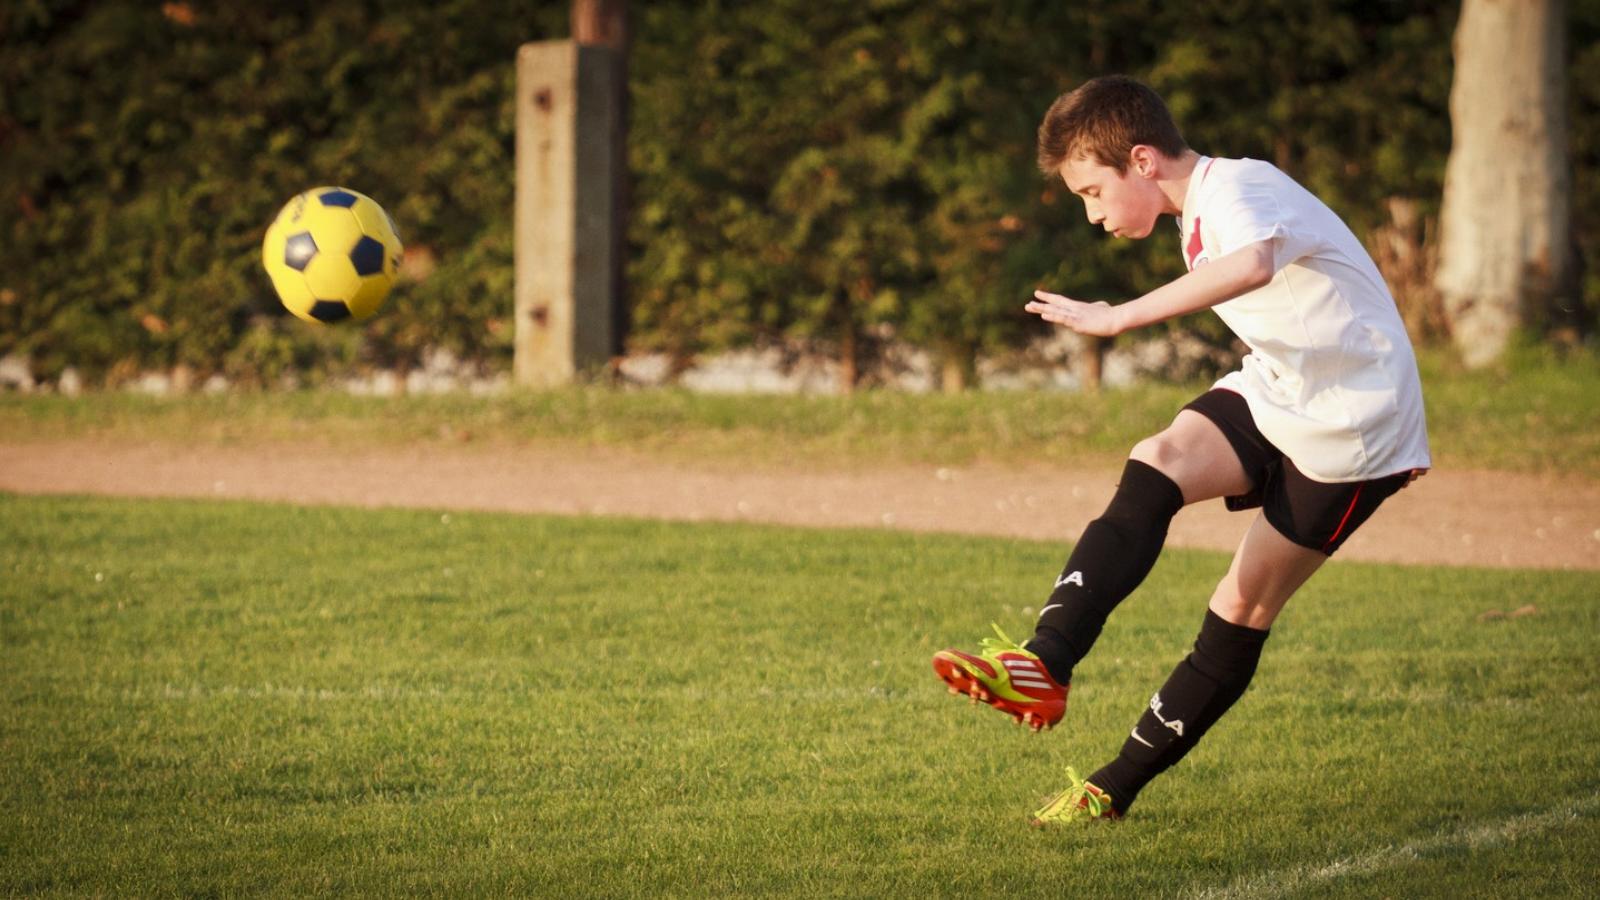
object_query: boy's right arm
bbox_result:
[1026,240,1274,337]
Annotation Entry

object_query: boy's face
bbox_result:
[1058,151,1166,240]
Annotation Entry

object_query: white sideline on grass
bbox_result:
[1186,791,1600,900]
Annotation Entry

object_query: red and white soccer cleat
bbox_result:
[931,624,1067,732]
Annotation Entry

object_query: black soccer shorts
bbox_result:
[1182,388,1413,555]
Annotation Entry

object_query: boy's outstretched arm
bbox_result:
[1026,240,1274,337]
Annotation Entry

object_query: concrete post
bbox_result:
[514,40,620,387]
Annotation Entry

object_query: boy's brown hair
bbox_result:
[1036,75,1189,176]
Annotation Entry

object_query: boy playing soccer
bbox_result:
[931,75,1430,824]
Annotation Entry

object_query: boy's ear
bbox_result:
[1129,145,1158,179]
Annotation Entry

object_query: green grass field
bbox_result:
[3,345,1598,477]
[3,492,1597,897]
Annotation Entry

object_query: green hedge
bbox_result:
[1,1,1594,385]
[0,1,564,383]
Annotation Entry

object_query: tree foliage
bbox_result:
[0,1,1594,386]
[0,0,566,382]
[630,0,1461,376]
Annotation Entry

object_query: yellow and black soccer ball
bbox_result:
[262,187,402,323]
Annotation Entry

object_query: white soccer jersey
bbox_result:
[1180,156,1431,482]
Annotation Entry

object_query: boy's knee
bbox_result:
[1207,581,1251,625]
[1207,574,1282,632]
[1130,431,1184,474]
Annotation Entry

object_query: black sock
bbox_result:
[1089,609,1270,812]
[1026,459,1185,684]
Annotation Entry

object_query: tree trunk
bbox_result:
[839,316,859,394]
[939,343,974,393]
[1435,0,1573,367]
[1077,334,1105,393]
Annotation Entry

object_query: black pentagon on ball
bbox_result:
[283,232,318,271]
[349,236,385,277]
[309,300,352,323]
[318,189,359,208]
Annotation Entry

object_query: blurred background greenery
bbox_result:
[1,1,1595,388]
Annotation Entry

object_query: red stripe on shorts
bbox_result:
[1322,485,1365,553]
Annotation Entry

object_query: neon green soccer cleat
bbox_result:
[1029,766,1121,826]
[931,624,1067,732]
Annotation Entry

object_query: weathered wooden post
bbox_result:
[513,39,622,387]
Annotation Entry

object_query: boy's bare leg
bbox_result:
[1085,511,1326,813]
[1208,512,1327,629]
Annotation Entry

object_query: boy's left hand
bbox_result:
[1026,290,1124,337]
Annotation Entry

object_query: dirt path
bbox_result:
[2,438,1597,570]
